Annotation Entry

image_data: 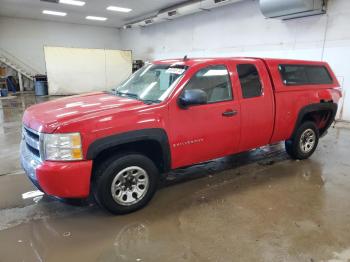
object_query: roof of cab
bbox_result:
[153,57,328,67]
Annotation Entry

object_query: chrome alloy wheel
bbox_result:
[111,166,149,206]
[299,128,316,154]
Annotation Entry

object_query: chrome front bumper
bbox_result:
[20,140,42,190]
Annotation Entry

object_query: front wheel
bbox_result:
[92,154,159,214]
[285,121,319,160]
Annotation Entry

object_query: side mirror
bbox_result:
[178,89,208,108]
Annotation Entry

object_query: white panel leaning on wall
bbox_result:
[44,46,132,96]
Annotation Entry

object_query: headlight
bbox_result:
[42,133,83,161]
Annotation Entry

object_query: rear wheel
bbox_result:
[92,154,159,214]
[285,121,319,160]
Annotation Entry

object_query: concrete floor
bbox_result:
[0,93,350,262]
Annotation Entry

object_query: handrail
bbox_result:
[0,47,39,76]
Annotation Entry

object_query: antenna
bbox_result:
[183,55,188,61]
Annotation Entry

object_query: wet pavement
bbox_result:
[0,93,350,262]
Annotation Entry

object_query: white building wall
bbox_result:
[0,17,121,74]
[121,0,350,121]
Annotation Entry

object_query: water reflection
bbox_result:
[0,93,55,135]
[0,93,61,175]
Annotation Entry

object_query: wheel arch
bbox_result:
[87,128,171,174]
[291,102,338,138]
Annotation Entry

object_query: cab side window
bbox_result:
[279,64,333,85]
[185,65,232,103]
[237,64,262,99]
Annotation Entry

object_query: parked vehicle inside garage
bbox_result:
[21,57,341,214]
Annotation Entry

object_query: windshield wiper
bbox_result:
[114,90,161,104]
[115,90,139,99]
[141,99,162,105]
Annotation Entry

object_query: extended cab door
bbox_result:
[228,59,275,151]
[168,63,241,169]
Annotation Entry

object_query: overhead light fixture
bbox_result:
[86,16,107,21]
[59,0,85,6]
[42,10,67,16]
[107,6,132,13]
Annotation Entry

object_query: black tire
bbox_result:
[92,154,159,214]
[285,121,319,160]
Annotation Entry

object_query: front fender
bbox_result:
[86,128,171,171]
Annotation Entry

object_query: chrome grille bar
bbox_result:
[23,126,42,159]
[24,131,40,150]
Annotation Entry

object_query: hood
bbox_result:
[23,92,147,133]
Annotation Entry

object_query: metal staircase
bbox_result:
[0,48,39,91]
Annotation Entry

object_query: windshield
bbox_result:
[114,63,187,103]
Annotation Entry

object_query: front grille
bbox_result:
[23,126,41,159]
[27,144,40,157]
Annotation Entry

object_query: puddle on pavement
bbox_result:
[0,94,60,176]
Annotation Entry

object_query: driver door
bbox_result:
[168,63,241,169]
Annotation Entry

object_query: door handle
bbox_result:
[222,110,238,117]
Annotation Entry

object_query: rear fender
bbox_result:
[291,102,338,138]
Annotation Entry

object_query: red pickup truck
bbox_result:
[21,57,341,214]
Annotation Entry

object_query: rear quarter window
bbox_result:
[279,64,333,85]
